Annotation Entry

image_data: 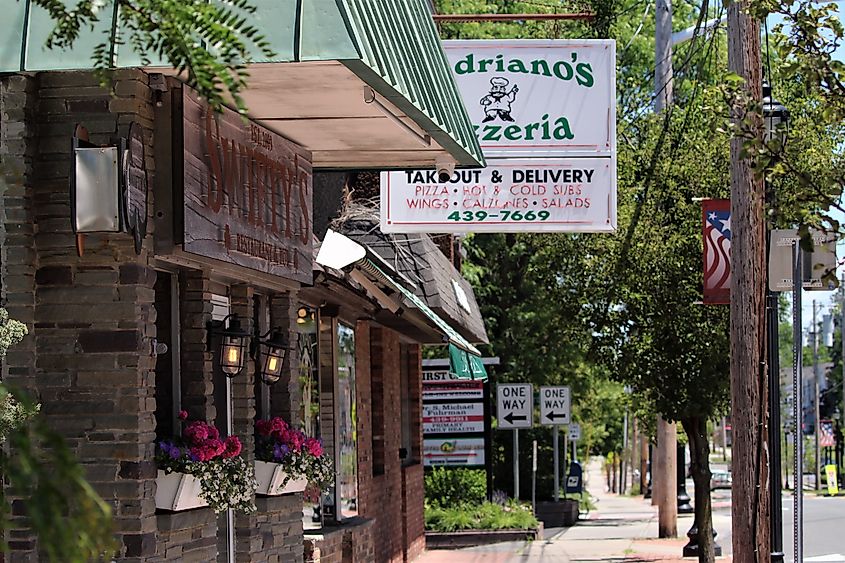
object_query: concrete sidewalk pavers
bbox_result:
[418,457,733,563]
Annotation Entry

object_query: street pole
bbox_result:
[621,407,629,494]
[532,440,538,515]
[553,426,560,501]
[767,281,784,562]
[792,242,804,563]
[813,301,821,490]
[514,429,520,500]
[842,273,845,439]
[728,0,768,558]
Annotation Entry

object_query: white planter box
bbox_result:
[255,460,307,496]
[155,470,208,511]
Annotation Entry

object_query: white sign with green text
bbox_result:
[442,39,616,158]
[381,40,616,234]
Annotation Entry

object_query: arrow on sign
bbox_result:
[545,411,567,422]
[504,412,527,424]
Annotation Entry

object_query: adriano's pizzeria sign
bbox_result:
[381,40,617,234]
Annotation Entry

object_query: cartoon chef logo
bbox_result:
[480,77,519,122]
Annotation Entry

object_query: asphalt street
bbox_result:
[710,488,845,562]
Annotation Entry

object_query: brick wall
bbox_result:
[1,70,160,560]
[355,326,425,563]
[1,71,38,560]
[1,69,308,562]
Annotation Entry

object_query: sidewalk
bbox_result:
[418,458,732,563]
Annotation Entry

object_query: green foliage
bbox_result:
[0,387,118,562]
[31,0,275,113]
[0,308,27,357]
[425,500,538,532]
[424,467,487,508]
[0,388,40,443]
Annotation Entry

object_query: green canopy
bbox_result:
[367,260,487,381]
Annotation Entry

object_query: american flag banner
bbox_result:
[703,199,731,304]
[820,420,836,448]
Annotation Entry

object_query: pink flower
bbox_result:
[184,421,210,445]
[255,420,272,437]
[289,430,305,452]
[222,436,242,458]
[304,438,323,457]
[178,410,188,420]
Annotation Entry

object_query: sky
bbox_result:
[766,4,845,336]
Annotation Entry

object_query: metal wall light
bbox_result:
[253,329,288,385]
[207,314,250,377]
[763,81,789,146]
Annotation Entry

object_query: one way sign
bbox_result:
[497,383,533,429]
[540,386,570,426]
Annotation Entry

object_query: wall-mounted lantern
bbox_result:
[207,314,250,377]
[70,122,148,256]
[253,329,288,385]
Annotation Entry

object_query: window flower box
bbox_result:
[155,412,257,514]
[254,417,333,497]
[255,460,308,496]
[155,469,208,511]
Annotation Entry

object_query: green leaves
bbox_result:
[0,387,117,562]
[32,0,276,113]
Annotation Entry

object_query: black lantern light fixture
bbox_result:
[253,328,288,385]
[208,314,251,377]
[763,81,789,146]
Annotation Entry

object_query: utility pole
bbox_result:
[813,301,821,490]
[727,0,770,561]
[654,0,678,539]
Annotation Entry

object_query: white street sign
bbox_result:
[768,229,837,292]
[539,386,570,425]
[497,383,533,429]
[568,423,581,441]
[381,158,616,233]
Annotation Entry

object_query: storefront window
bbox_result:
[296,306,321,530]
[336,323,358,520]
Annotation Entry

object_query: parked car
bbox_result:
[710,470,732,490]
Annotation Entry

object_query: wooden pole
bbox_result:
[658,418,678,537]
[653,0,678,536]
[727,0,770,559]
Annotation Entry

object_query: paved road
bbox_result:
[711,488,845,562]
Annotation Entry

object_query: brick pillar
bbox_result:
[0,73,38,560]
[229,285,260,562]
[180,269,215,422]
[269,291,300,424]
[355,321,373,516]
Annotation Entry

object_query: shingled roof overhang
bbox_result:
[1,0,484,170]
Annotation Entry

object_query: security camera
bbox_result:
[435,155,456,183]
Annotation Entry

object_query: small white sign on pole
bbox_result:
[539,386,571,425]
[497,383,533,429]
[568,423,581,441]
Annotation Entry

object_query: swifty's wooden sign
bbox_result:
[180,89,313,283]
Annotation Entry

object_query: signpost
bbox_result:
[569,423,581,461]
[497,383,533,498]
[540,386,571,499]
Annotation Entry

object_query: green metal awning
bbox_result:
[366,260,487,381]
[1,0,484,168]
